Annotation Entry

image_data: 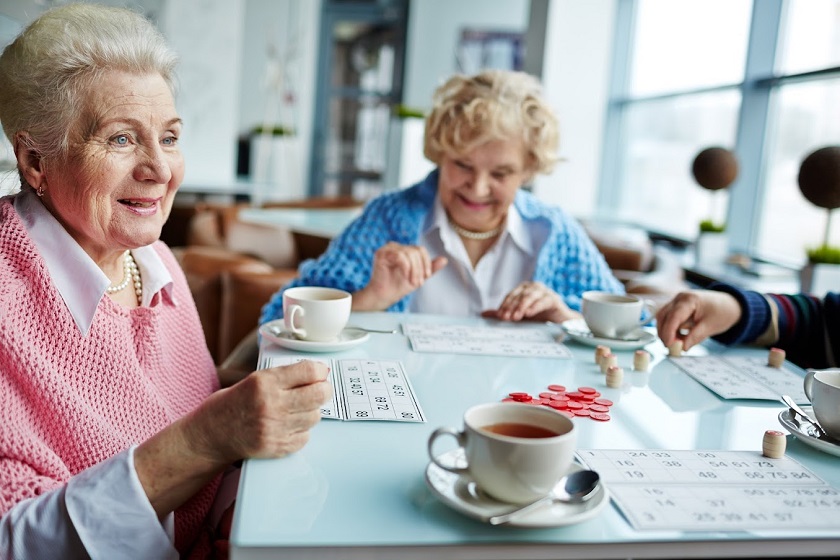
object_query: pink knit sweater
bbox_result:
[0,198,220,554]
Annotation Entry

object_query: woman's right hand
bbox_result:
[188,360,332,462]
[655,290,742,351]
[135,360,331,515]
[352,242,447,311]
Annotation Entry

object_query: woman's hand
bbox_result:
[188,360,332,462]
[483,281,580,323]
[655,290,742,350]
[353,242,447,311]
[135,360,331,515]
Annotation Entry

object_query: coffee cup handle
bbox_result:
[284,304,306,338]
[427,427,469,475]
[636,298,656,327]
[804,370,817,401]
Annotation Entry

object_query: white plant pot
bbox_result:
[695,232,729,265]
[800,262,840,296]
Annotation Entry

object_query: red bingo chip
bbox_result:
[548,400,567,410]
[590,412,611,422]
[509,392,529,399]
[550,393,569,402]
[572,408,591,417]
[588,404,610,413]
[547,384,566,392]
[501,398,516,402]
[577,386,597,394]
[565,401,584,410]
[594,398,614,407]
[539,392,558,399]
[566,391,586,400]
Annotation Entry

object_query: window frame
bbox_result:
[600,0,840,265]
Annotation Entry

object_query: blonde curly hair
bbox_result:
[423,70,559,176]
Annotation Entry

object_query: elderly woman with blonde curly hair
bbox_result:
[261,70,622,325]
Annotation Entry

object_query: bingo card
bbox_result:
[577,449,839,531]
[260,355,425,423]
[670,355,809,404]
[403,323,572,358]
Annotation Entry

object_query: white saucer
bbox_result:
[560,318,655,350]
[259,320,370,353]
[425,449,609,528]
[778,408,840,458]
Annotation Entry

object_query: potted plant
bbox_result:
[691,147,738,264]
[797,146,840,295]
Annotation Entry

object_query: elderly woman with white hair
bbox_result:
[0,4,330,558]
[261,70,622,325]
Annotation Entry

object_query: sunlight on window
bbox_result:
[778,0,840,74]
[758,79,840,263]
[630,0,751,96]
[616,91,739,239]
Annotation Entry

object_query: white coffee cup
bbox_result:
[427,402,576,504]
[581,291,652,339]
[283,287,352,342]
[803,369,840,439]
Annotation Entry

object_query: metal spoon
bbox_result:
[781,395,829,439]
[488,469,600,525]
[268,324,397,336]
[345,325,399,334]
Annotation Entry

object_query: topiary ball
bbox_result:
[798,146,840,210]
[692,147,739,191]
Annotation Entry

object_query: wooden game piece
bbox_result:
[762,429,786,458]
[668,340,683,357]
[768,347,785,368]
[595,345,611,366]
[606,365,624,388]
[599,353,617,374]
[633,349,650,372]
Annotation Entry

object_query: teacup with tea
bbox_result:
[581,291,652,339]
[803,368,840,440]
[427,402,577,504]
[283,286,352,342]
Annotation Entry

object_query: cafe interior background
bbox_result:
[1,0,839,285]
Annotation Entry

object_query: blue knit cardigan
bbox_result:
[260,170,624,324]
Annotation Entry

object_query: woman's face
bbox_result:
[438,138,531,233]
[42,70,183,262]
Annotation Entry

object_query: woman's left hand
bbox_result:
[482,281,580,323]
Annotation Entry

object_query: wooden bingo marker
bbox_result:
[606,365,624,388]
[668,340,684,357]
[762,429,787,459]
[633,350,650,372]
[768,347,786,368]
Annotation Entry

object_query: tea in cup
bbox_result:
[581,291,651,339]
[427,402,576,504]
[283,287,352,342]
[803,369,840,439]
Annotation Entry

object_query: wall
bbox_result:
[161,0,244,187]
[237,0,319,201]
[532,0,616,218]
[398,0,530,187]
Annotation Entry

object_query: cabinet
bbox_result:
[309,0,409,199]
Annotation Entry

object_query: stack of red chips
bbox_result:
[502,384,613,421]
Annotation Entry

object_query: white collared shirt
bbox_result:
[409,195,549,316]
[13,189,175,334]
[1,189,179,558]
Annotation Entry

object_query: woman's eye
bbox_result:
[162,136,178,146]
[112,134,130,146]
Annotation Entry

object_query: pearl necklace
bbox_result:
[448,219,502,240]
[105,250,142,304]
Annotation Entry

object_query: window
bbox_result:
[603,0,840,265]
